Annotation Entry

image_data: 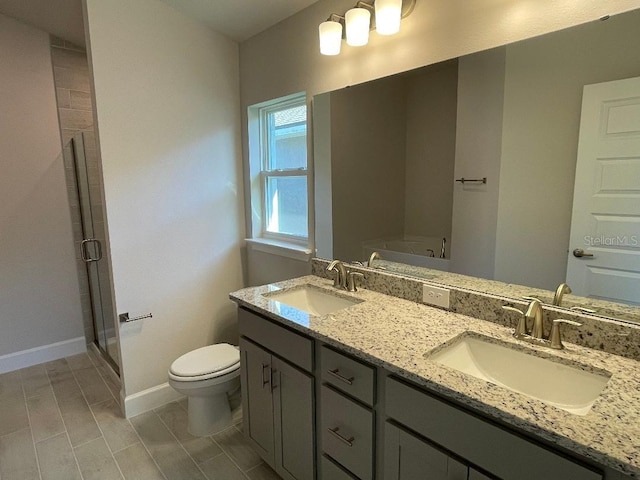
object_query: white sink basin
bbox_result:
[429,334,611,416]
[264,285,362,316]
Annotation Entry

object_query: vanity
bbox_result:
[230,270,640,480]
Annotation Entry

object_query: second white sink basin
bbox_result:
[429,333,611,416]
[265,285,362,316]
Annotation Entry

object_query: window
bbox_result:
[248,93,310,250]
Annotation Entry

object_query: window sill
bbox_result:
[245,238,313,262]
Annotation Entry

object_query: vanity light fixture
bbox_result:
[319,0,416,55]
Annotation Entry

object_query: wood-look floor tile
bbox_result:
[36,432,82,480]
[0,392,29,437]
[73,367,113,405]
[27,390,65,443]
[91,400,139,453]
[20,364,52,398]
[199,453,246,480]
[0,371,23,398]
[66,353,94,371]
[155,402,222,464]
[48,367,83,402]
[0,428,40,480]
[213,426,262,472]
[246,463,281,480]
[74,437,124,480]
[130,411,206,480]
[113,443,165,480]
[57,391,102,447]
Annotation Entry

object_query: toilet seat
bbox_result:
[169,343,240,382]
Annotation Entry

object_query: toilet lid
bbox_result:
[170,343,240,377]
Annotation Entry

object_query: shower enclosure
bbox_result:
[64,132,119,373]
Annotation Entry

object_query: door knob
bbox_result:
[572,248,594,258]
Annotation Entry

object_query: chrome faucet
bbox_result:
[552,283,572,306]
[327,260,365,292]
[327,260,348,289]
[440,237,446,259]
[501,297,575,348]
[368,251,381,268]
[523,297,544,339]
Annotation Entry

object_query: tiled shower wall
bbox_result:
[50,36,100,345]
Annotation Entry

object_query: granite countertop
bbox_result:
[230,275,640,478]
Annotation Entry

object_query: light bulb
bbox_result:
[375,0,402,35]
[319,21,343,55]
[345,8,371,47]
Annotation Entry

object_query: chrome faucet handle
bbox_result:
[502,306,528,338]
[549,319,582,349]
[347,272,364,292]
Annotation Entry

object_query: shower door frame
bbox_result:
[71,132,120,375]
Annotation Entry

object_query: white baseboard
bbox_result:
[123,382,184,418]
[0,337,87,374]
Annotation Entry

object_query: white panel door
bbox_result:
[566,76,640,304]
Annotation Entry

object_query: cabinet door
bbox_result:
[384,423,467,480]
[273,356,315,480]
[469,469,494,480]
[240,338,275,467]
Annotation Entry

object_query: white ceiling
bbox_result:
[0,0,320,46]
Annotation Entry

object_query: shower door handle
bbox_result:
[81,239,103,262]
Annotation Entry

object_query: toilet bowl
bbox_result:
[168,343,240,436]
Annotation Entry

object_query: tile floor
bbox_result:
[0,350,280,480]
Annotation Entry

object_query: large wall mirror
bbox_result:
[313,9,640,324]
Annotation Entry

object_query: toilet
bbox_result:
[168,343,240,436]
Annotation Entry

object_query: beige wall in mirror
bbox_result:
[313,9,640,323]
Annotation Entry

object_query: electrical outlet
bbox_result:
[422,284,450,309]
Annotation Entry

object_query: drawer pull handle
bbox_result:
[328,368,354,385]
[327,427,354,447]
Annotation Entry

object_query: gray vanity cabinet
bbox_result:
[239,308,315,480]
[384,423,467,480]
[385,376,603,480]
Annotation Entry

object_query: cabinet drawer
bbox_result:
[238,307,313,372]
[386,377,602,480]
[321,346,375,406]
[321,386,374,480]
[321,455,358,480]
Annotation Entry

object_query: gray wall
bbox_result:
[494,10,640,288]
[450,48,506,278]
[330,78,407,262]
[404,63,458,241]
[0,13,84,357]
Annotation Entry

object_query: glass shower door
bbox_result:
[72,132,119,372]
